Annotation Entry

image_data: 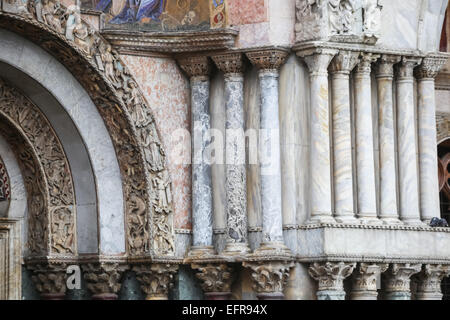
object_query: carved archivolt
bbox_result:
[0,155,10,201]
[0,0,175,256]
[0,79,76,256]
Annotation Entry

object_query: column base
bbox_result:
[350,290,378,300]
[380,217,403,225]
[205,292,232,300]
[92,293,118,300]
[415,292,443,300]
[188,246,216,258]
[358,216,383,225]
[384,292,411,300]
[334,215,358,224]
[222,242,251,257]
[40,293,65,300]
[256,292,284,300]
[317,290,346,300]
[307,215,336,224]
[253,242,292,256]
[401,219,425,226]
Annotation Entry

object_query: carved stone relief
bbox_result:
[0,156,10,201]
[133,263,178,300]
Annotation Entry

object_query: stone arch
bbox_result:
[0,1,175,256]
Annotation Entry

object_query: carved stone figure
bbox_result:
[362,0,381,36]
[42,0,63,34]
[64,5,90,54]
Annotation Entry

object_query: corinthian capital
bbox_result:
[309,262,356,294]
[351,263,388,300]
[133,263,178,300]
[375,55,402,78]
[395,57,423,79]
[177,56,211,80]
[355,53,380,74]
[415,56,449,80]
[29,263,68,300]
[415,264,450,300]
[191,263,235,299]
[329,51,360,75]
[82,262,128,299]
[246,49,289,72]
[382,263,422,296]
[211,53,245,76]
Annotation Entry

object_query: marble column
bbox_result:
[415,264,450,300]
[415,56,448,223]
[354,53,380,224]
[211,53,250,255]
[82,262,127,300]
[382,263,421,300]
[298,49,338,224]
[29,263,67,300]
[308,262,356,300]
[350,263,388,300]
[178,56,215,256]
[133,264,178,300]
[246,49,290,254]
[395,57,423,225]
[329,51,360,223]
[192,263,235,300]
[375,55,402,224]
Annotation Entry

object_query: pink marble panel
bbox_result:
[226,0,268,26]
[236,22,270,48]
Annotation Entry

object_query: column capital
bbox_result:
[298,48,338,76]
[28,263,67,300]
[309,262,356,297]
[191,263,235,299]
[329,51,360,75]
[246,49,289,73]
[375,55,402,78]
[243,261,294,299]
[133,263,178,300]
[395,57,423,79]
[177,55,211,81]
[211,52,245,77]
[351,263,388,299]
[415,56,448,80]
[383,263,422,298]
[415,264,450,300]
[355,53,380,74]
[82,262,128,299]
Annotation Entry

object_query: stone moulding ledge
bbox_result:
[24,255,184,265]
[101,28,239,55]
[297,223,450,233]
[296,255,450,265]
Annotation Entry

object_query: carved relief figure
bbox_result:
[328,0,356,35]
[65,5,91,54]
[362,0,381,35]
[42,0,64,33]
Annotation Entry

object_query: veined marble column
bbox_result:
[329,51,360,223]
[308,262,356,300]
[382,263,421,300]
[178,56,215,256]
[212,53,250,255]
[395,57,423,225]
[415,265,450,300]
[246,49,290,254]
[298,49,338,224]
[375,55,402,224]
[350,263,388,300]
[354,53,380,224]
[415,56,448,223]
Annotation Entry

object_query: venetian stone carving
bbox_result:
[243,261,294,299]
[308,262,356,300]
[382,263,422,300]
[246,50,289,72]
[415,265,450,300]
[178,55,211,80]
[0,0,175,257]
[351,263,388,300]
[133,264,178,300]
[192,263,234,296]
[82,263,128,299]
[0,157,10,201]
[0,79,76,256]
[415,56,448,80]
[362,0,381,37]
[29,263,67,299]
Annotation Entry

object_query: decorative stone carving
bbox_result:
[0,0,175,257]
[362,0,382,38]
[396,57,423,79]
[192,263,235,299]
[82,262,128,300]
[212,52,245,76]
[415,56,448,80]
[308,262,356,300]
[382,263,422,300]
[415,265,450,300]
[178,55,211,80]
[0,157,10,201]
[243,261,294,300]
[133,263,178,300]
[351,263,388,300]
[246,49,289,72]
[29,263,67,300]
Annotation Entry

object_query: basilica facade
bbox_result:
[0,0,450,300]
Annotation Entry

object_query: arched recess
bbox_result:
[0,2,175,257]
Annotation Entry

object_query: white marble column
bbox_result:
[212,53,250,255]
[329,51,360,223]
[178,56,215,256]
[415,265,450,300]
[351,263,388,300]
[354,53,380,224]
[309,262,356,300]
[415,56,448,223]
[382,263,422,300]
[298,49,338,224]
[246,49,290,254]
[395,57,423,225]
[375,55,402,224]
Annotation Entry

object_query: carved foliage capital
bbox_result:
[246,50,289,72]
[415,264,450,294]
[396,57,423,79]
[212,53,245,75]
[82,263,127,295]
[375,55,402,77]
[299,49,338,75]
[308,262,356,291]
[352,263,388,292]
[415,57,448,80]
[383,263,422,292]
[29,263,68,295]
[177,56,211,79]
[243,261,294,294]
[133,264,178,299]
[329,51,360,74]
[192,263,234,293]
[356,53,380,74]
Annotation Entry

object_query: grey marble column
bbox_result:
[178,56,215,256]
[375,55,402,224]
[212,53,250,255]
[354,53,380,224]
[246,49,290,254]
[309,262,356,300]
[298,49,338,224]
[329,51,360,223]
[415,265,450,300]
[415,56,448,223]
[395,57,423,226]
[350,263,388,300]
[382,263,421,300]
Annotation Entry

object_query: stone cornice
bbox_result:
[101,28,238,56]
[296,255,450,265]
